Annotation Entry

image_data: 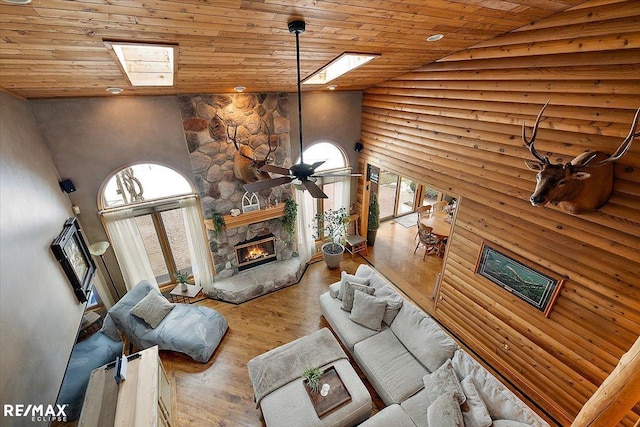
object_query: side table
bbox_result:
[169,284,203,303]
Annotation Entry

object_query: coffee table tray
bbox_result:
[303,366,352,418]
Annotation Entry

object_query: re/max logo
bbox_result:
[3,404,68,421]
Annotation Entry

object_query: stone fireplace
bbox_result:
[235,233,276,271]
[179,92,294,280]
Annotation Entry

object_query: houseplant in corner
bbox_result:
[313,207,348,269]
[367,192,380,246]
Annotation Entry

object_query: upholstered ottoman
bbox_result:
[248,328,372,427]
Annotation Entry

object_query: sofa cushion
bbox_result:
[358,404,416,427]
[350,290,387,331]
[492,421,534,427]
[319,292,381,354]
[341,282,375,312]
[427,392,464,427]
[354,328,428,405]
[391,302,458,372]
[451,350,548,426]
[461,376,492,427]
[338,271,370,300]
[130,289,175,328]
[400,389,429,427]
[423,359,466,406]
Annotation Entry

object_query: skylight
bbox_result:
[105,42,176,86]
[302,53,379,85]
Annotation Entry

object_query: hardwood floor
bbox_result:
[161,217,443,426]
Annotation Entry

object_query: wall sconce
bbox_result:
[89,241,120,299]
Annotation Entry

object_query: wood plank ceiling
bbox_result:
[0,0,588,99]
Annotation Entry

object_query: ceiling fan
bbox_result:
[243,20,360,199]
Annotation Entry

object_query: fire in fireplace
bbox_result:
[234,234,277,271]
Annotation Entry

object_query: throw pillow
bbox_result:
[423,359,466,407]
[461,376,492,427]
[373,287,404,325]
[338,271,370,300]
[341,282,375,312]
[130,290,175,328]
[349,290,387,331]
[427,392,464,427]
[100,313,122,342]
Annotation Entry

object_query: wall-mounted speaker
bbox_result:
[59,179,76,193]
[354,142,363,152]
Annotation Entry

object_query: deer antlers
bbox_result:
[522,100,551,165]
[216,113,278,164]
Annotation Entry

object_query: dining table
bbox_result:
[419,210,452,238]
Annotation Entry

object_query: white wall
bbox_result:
[0,92,84,426]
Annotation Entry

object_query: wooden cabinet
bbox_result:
[79,346,174,426]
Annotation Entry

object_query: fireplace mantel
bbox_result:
[204,204,285,231]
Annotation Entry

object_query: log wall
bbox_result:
[358,1,640,425]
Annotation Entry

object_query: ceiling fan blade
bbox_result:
[243,176,293,193]
[313,172,363,177]
[310,161,325,170]
[259,164,291,175]
[303,179,328,199]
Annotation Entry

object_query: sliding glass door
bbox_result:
[377,170,419,219]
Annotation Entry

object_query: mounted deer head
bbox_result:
[217,114,278,185]
[523,102,640,214]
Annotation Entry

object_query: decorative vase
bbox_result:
[180,282,188,292]
[321,242,345,269]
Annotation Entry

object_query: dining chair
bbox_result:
[344,214,368,259]
[432,200,448,211]
[414,205,432,239]
[414,223,438,259]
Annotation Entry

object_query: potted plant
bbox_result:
[367,192,380,246]
[282,198,298,242]
[175,271,189,292]
[313,207,348,269]
[210,212,226,237]
[302,366,323,394]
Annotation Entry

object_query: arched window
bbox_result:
[99,163,213,291]
[298,142,351,241]
[101,163,192,209]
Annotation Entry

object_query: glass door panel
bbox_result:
[378,170,398,219]
[135,214,170,283]
[397,177,417,216]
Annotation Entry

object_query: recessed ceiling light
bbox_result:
[106,87,123,94]
[427,34,444,42]
[104,41,177,86]
[303,53,379,85]
[234,86,246,93]
[2,0,31,4]
[327,85,337,90]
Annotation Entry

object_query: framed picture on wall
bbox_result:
[475,242,564,317]
[51,217,96,303]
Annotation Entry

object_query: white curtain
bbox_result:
[295,188,316,263]
[333,175,351,212]
[179,197,215,290]
[102,209,158,290]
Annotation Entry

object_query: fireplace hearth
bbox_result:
[234,234,277,271]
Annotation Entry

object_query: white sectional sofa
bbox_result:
[319,264,549,427]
